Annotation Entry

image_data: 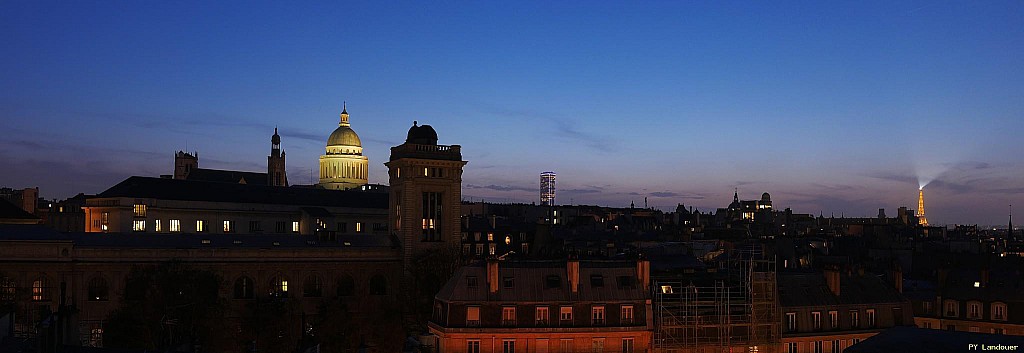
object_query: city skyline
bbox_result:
[3,1,1023,225]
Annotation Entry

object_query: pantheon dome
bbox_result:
[318,104,369,190]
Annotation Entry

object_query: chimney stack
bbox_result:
[567,258,580,293]
[825,265,841,297]
[487,258,499,294]
[636,258,650,289]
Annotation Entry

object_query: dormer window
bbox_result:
[503,277,514,289]
[545,275,561,289]
[467,276,478,288]
[591,275,604,287]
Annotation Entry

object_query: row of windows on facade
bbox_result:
[462,242,530,256]
[395,167,450,179]
[232,274,388,299]
[784,339,861,353]
[0,274,388,303]
[462,232,527,244]
[926,300,1010,321]
[321,162,366,180]
[464,337,636,353]
[461,304,635,327]
[118,216,378,234]
[784,308,892,332]
[468,274,636,291]
[919,321,1009,334]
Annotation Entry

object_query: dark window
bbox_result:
[616,276,636,289]
[234,277,254,299]
[503,276,514,289]
[545,275,561,289]
[467,276,479,288]
[275,221,287,233]
[336,275,355,297]
[87,277,108,301]
[0,277,14,302]
[304,275,323,297]
[337,222,347,233]
[370,275,387,295]
[590,275,604,287]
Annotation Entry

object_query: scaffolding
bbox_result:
[654,247,780,353]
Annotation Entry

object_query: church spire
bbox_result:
[734,188,739,203]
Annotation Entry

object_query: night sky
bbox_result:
[2,1,1022,226]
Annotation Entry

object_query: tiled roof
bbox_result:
[846,326,1024,353]
[436,260,648,303]
[97,176,387,209]
[185,168,268,185]
[778,270,906,308]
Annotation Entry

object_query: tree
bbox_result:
[104,262,231,352]
[404,245,464,333]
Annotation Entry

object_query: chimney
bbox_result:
[567,258,580,293]
[487,258,499,294]
[636,259,650,289]
[825,266,841,297]
[890,264,903,293]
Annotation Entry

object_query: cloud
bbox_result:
[561,188,602,194]
[465,184,535,192]
[473,102,619,153]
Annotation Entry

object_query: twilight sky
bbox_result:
[2,1,1022,226]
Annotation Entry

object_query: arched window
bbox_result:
[87,277,108,301]
[992,302,1008,321]
[369,274,387,296]
[0,277,15,302]
[32,276,50,302]
[234,276,254,299]
[269,276,288,298]
[336,275,354,297]
[303,275,323,297]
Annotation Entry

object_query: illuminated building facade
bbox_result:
[778,268,913,353]
[319,104,370,190]
[540,171,556,206]
[428,259,653,353]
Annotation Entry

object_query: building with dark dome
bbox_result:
[319,104,370,190]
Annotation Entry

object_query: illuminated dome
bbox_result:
[406,121,438,145]
[327,106,362,147]
[318,103,369,190]
[327,125,362,147]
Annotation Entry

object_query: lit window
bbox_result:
[560,306,573,322]
[32,277,50,301]
[487,233,494,241]
[489,244,496,255]
[269,276,288,297]
[223,220,232,233]
[467,306,481,326]
[536,306,549,326]
[132,220,146,232]
[196,220,207,232]
[133,204,146,217]
[502,306,517,326]
[356,222,362,232]
[621,305,634,325]
[660,285,673,294]
[292,221,300,233]
[170,219,181,232]
[155,220,162,232]
[591,305,605,325]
